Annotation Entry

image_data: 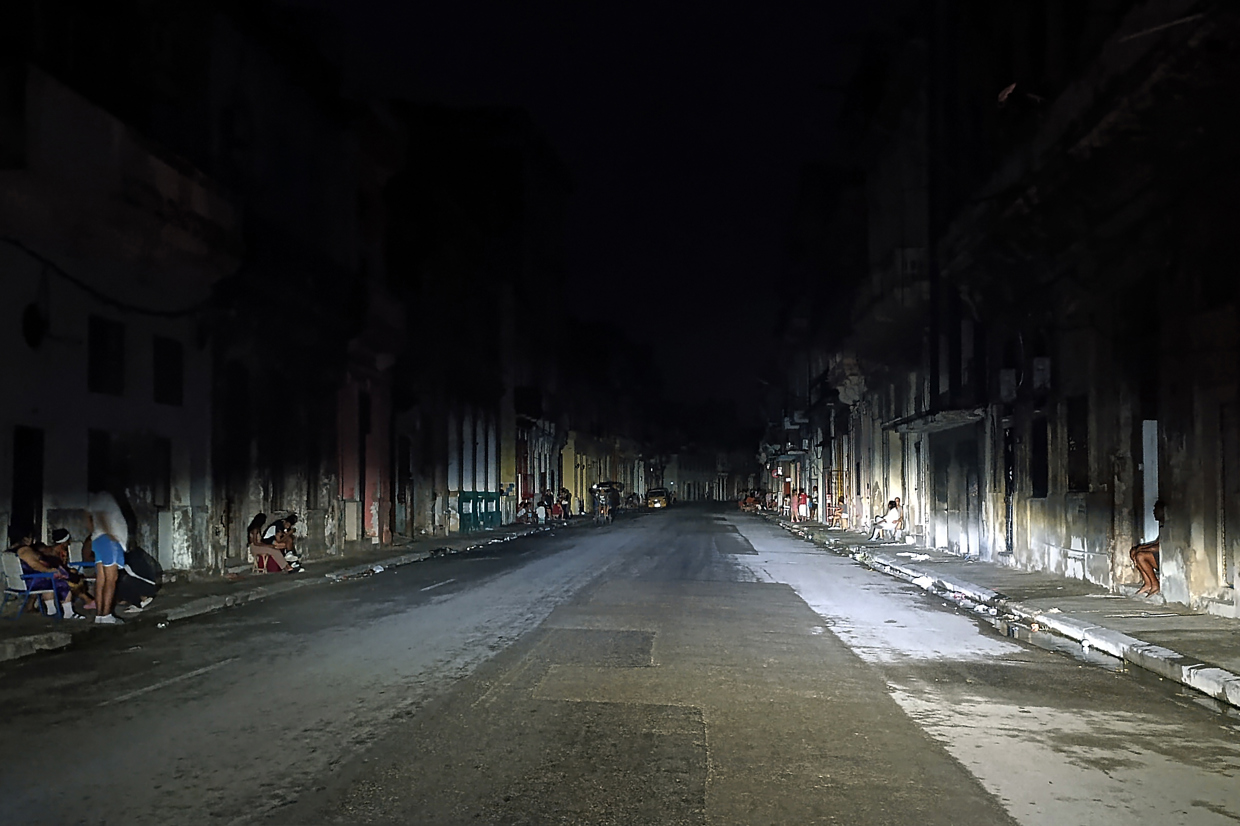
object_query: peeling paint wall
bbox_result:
[1,67,232,569]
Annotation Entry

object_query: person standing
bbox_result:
[1130,500,1165,596]
[88,491,128,625]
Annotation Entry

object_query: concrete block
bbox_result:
[1183,666,1240,708]
[1079,626,1143,659]
[1031,613,1096,642]
[0,631,74,662]
[1125,643,1194,681]
[933,574,1001,605]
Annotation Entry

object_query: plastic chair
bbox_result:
[68,542,96,584]
[1,552,63,620]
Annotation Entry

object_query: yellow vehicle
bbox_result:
[646,487,670,509]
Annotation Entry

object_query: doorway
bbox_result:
[1220,405,1238,590]
[1141,420,1160,543]
[11,426,44,539]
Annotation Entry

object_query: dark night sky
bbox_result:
[292,1,891,418]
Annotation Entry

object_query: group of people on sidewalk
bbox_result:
[516,488,575,524]
[4,492,159,624]
[245,512,304,573]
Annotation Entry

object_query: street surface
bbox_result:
[1,508,1238,825]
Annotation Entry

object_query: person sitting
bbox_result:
[45,528,94,610]
[265,514,302,562]
[1130,500,1165,596]
[870,500,901,541]
[6,525,86,619]
[253,513,298,572]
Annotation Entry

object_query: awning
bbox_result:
[883,407,985,434]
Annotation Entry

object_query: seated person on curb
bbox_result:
[262,514,303,571]
[44,528,93,610]
[870,500,901,541]
[1129,500,1165,597]
[247,513,293,573]
[6,525,87,619]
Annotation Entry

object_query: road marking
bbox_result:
[99,658,237,707]
[421,578,456,592]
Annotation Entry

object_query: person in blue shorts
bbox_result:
[88,492,128,625]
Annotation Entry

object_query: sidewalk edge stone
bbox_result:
[768,515,1240,711]
[0,631,74,663]
[2,523,567,664]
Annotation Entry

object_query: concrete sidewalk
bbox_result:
[0,517,591,664]
[768,516,1240,711]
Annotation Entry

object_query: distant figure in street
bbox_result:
[810,486,819,522]
[88,491,128,624]
[1130,500,1165,596]
[796,489,809,522]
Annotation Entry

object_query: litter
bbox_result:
[1046,607,1062,613]
[372,565,385,574]
[896,552,931,561]
[156,622,168,629]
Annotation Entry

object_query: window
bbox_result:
[153,336,184,406]
[11,426,45,539]
[88,316,125,395]
[87,429,111,493]
[1030,418,1049,498]
[1067,395,1090,492]
[152,437,171,509]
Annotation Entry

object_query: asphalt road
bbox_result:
[2,507,1237,825]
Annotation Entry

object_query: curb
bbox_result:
[0,630,75,663]
[0,522,571,665]
[770,517,1240,711]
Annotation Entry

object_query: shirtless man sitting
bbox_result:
[1130,500,1165,596]
[6,525,86,619]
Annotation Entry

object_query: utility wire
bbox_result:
[2,236,222,318]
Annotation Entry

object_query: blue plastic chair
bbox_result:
[1,552,63,620]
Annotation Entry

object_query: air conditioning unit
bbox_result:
[1032,357,1051,391]
[999,369,1017,403]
